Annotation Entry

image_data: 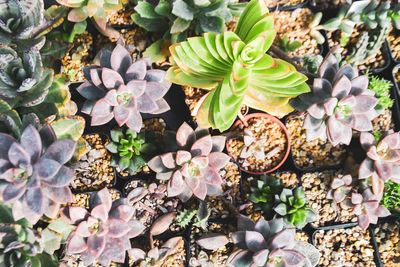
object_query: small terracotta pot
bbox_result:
[226,113,291,175]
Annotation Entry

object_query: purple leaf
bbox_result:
[351,193,363,204]
[20,125,42,163]
[153,98,171,114]
[150,212,176,236]
[161,152,176,169]
[353,114,373,132]
[102,68,124,89]
[43,139,76,165]
[91,188,112,211]
[253,249,270,266]
[333,64,358,83]
[128,248,146,262]
[109,204,135,222]
[107,218,130,237]
[313,78,332,98]
[331,178,345,189]
[42,186,73,203]
[281,249,306,267]
[375,161,392,181]
[357,213,370,231]
[211,136,226,152]
[8,142,30,167]
[192,180,207,200]
[75,221,92,237]
[167,171,185,197]
[24,187,43,214]
[91,204,109,222]
[307,103,325,119]
[126,80,146,97]
[245,231,266,252]
[36,158,61,180]
[353,95,378,113]
[125,108,142,132]
[176,122,196,148]
[208,152,230,170]
[42,165,74,187]
[43,198,59,219]
[87,235,106,258]
[67,234,87,254]
[237,215,255,231]
[0,133,16,159]
[359,159,375,179]
[349,75,369,95]
[61,206,89,224]
[191,135,212,156]
[323,98,338,116]
[202,167,222,185]
[332,76,351,99]
[125,59,147,81]
[145,82,168,100]
[127,220,146,238]
[2,184,25,203]
[196,233,229,250]
[228,250,253,267]
[176,150,191,166]
[89,67,103,87]
[270,228,295,250]
[148,156,167,173]
[91,113,114,126]
[76,81,106,100]
[104,90,118,106]
[111,44,132,74]
[136,93,159,113]
[255,218,270,240]
[90,98,112,117]
[104,238,126,263]
[360,132,376,151]
[333,190,346,203]
[231,231,246,249]
[144,69,166,83]
[114,106,131,126]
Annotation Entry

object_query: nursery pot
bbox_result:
[226,113,291,175]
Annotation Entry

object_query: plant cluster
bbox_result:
[106,128,159,175]
[61,188,146,266]
[367,74,394,114]
[77,40,172,132]
[290,48,379,146]
[166,0,310,131]
[381,181,400,217]
[249,175,316,229]
[228,215,320,267]
[176,200,210,229]
[148,122,230,201]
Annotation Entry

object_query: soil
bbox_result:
[314,226,377,266]
[388,27,400,62]
[271,8,321,58]
[286,113,347,169]
[309,0,348,10]
[296,231,310,242]
[68,189,121,210]
[189,222,235,267]
[327,25,388,71]
[266,0,305,8]
[301,170,357,227]
[374,221,400,266]
[70,134,115,192]
[61,31,94,82]
[107,5,135,26]
[227,117,287,173]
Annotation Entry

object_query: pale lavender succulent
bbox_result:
[326,174,353,203]
[77,40,171,132]
[0,125,76,224]
[359,131,400,196]
[291,49,379,146]
[147,122,230,202]
[61,188,145,266]
[228,215,320,267]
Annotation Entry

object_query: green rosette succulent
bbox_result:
[105,128,158,175]
[274,187,317,229]
[249,175,284,215]
[0,0,44,51]
[166,0,310,131]
[56,0,122,38]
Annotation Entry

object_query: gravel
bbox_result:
[314,227,376,266]
[374,221,400,265]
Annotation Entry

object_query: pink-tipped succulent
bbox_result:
[290,48,379,146]
[77,40,171,132]
[228,215,320,267]
[61,188,146,266]
[359,131,400,196]
[147,122,230,202]
[351,189,390,230]
[326,174,354,203]
[0,125,76,224]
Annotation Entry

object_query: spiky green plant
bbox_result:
[367,74,394,114]
[381,181,400,217]
[166,0,310,131]
[105,128,158,175]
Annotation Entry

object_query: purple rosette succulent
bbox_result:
[77,40,171,132]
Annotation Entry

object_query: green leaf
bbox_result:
[40,40,73,69]
[323,17,342,30]
[171,18,191,34]
[339,20,355,35]
[105,142,118,153]
[194,0,211,7]
[199,15,225,33]
[131,13,168,32]
[110,130,123,142]
[287,41,301,52]
[44,76,69,104]
[310,12,322,28]
[228,2,247,17]
[310,30,325,44]
[119,157,130,171]
[50,116,85,141]
[172,0,195,21]
[274,203,287,216]
[154,0,172,17]
[134,1,160,19]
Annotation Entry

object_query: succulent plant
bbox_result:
[148,122,230,202]
[105,128,158,175]
[367,74,394,115]
[351,189,390,230]
[132,0,246,43]
[381,181,400,217]
[274,187,317,229]
[249,175,284,216]
[310,0,400,44]
[0,45,53,108]
[166,0,310,131]
[326,174,354,203]
[77,40,172,132]
[238,129,267,160]
[56,0,122,38]
[129,236,184,267]
[278,35,301,53]
[290,48,379,146]
[302,54,323,74]
[0,0,45,51]
[359,131,400,196]
[176,200,210,229]
[0,125,76,224]
[61,188,146,266]
[228,215,320,267]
